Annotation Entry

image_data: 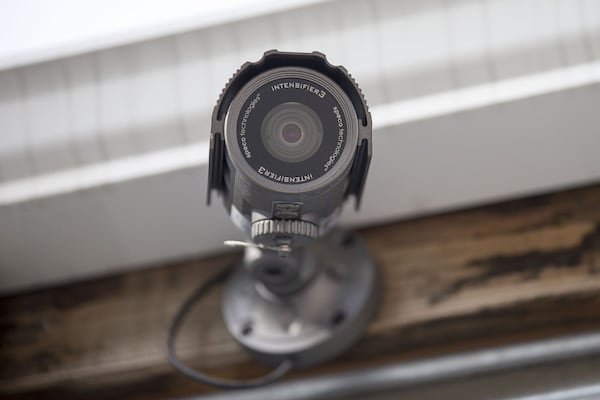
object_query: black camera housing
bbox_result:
[208,50,372,245]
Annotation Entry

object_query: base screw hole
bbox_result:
[341,234,355,247]
[330,311,346,327]
[242,322,253,336]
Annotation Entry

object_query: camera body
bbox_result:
[208,51,378,368]
[208,50,372,248]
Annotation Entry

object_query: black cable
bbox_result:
[165,264,294,389]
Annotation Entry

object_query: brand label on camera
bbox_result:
[271,81,326,99]
[324,106,345,172]
[239,93,261,159]
[258,167,314,183]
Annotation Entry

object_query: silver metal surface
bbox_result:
[221,230,379,367]
[185,331,600,400]
[251,219,318,245]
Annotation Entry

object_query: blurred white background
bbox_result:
[1,0,600,293]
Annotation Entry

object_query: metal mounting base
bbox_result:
[222,230,379,367]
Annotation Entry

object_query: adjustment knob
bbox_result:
[251,219,318,248]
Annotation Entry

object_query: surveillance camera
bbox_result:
[168,51,377,386]
[204,50,378,371]
[207,50,372,251]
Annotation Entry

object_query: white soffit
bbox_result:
[0,0,331,71]
[1,59,599,206]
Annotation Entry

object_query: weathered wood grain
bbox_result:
[2,184,600,399]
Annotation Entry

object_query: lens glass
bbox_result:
[261,102,323,163]
[231,73,354,186]
[281,123,302,143]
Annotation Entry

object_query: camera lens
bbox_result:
[281,123,302,143]
[261,102,323,163]
[222,65,361,190]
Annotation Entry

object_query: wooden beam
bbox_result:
[2,184,600,399]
